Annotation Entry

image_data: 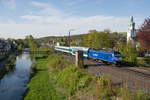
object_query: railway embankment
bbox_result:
[23,52,149,100]
[61,53,150,93]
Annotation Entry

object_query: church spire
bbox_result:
[127,16,136,47]
[129,16,135,27]
[131,16,133,22]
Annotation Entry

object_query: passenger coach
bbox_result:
[54,46,122,65]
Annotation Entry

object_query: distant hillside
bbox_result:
[35,33,88,44]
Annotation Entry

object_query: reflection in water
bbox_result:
[0,53,32,100]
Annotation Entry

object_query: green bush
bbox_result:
[137,57,150,67]
[48,54,95,96]
[30,62,37,77]
[48,54,73,71]
[119,85,148,100]
[56,66,91,95]
[24,53,150,100]
[144,58,150,67]
[118,43,138,65]
[95,75,115,100]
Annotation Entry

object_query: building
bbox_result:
[127,16,136,47]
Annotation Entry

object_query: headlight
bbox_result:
[115,57,122,61]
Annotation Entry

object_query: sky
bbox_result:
[0,0,149,39]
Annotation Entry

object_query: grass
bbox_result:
[119,85,148,100]
[23,53,149,100]
[137,57,150,68]
[23,57,65,100]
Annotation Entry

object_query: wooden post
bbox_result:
[75,50,84,68]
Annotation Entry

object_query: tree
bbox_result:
[80,30,120,49]
[137,18,150,50]
[104,29,111,33]
[28,35,38,51]
[87,30,97,48]
[17,44,23,51]
[117,43,138,64]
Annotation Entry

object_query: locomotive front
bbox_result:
[113,51,122,64]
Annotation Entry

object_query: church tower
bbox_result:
[127,16,136,47]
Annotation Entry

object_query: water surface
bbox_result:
[0,53,32,100]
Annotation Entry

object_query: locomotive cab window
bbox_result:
[114,52,121,57]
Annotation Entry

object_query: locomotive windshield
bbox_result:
[114,51,121,57]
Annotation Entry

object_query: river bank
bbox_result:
[0,55,16,79]
[23,53,149,100]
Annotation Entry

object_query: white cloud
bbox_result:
[31,1,63,16]
[21,15,62,24]
[64,0,85,6]
[0,15,143,39]
[0,1,145,39]
[1,0,16,9]
[21,14,144,31]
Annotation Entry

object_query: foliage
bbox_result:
[17,44,23,51]
[117,43,138,65]
[119,85,148,100]
[26,35,38,51]
[104,29,111,33]
[56,66,93,95]
[95,75,115,100]
[137,18,150,50]
[24,59,65,100]
[0,55,16,79]
[137,57,150,67]
[119,32,127,37]
[24,53,149,100]
[48,54,73,71]
[81,30,120,49]
[70,41,78,46]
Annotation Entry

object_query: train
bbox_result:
[54,46,122,65]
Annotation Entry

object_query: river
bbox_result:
[0,53,32,100]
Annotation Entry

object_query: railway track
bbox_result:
[89,60,150,93]
[91,61,150,93]
[121,67,150,79]
[91,58,150,79]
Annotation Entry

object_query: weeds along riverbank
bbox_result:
[23,52,149,100]
[0,55,16,79]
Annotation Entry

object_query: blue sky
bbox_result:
[0,0,149,39]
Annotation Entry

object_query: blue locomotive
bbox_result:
[54,46,122,64]
[88,48,122,64]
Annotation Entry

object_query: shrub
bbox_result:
[30,62,37,77]
[95,75,114,100]
[117,43,138,65]
[119,85,148,100]
[48,54,73,71]
[56,66,86,95]
[137,57,150,67]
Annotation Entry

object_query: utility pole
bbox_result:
[68,29,75,47]
[69,31,70,47]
